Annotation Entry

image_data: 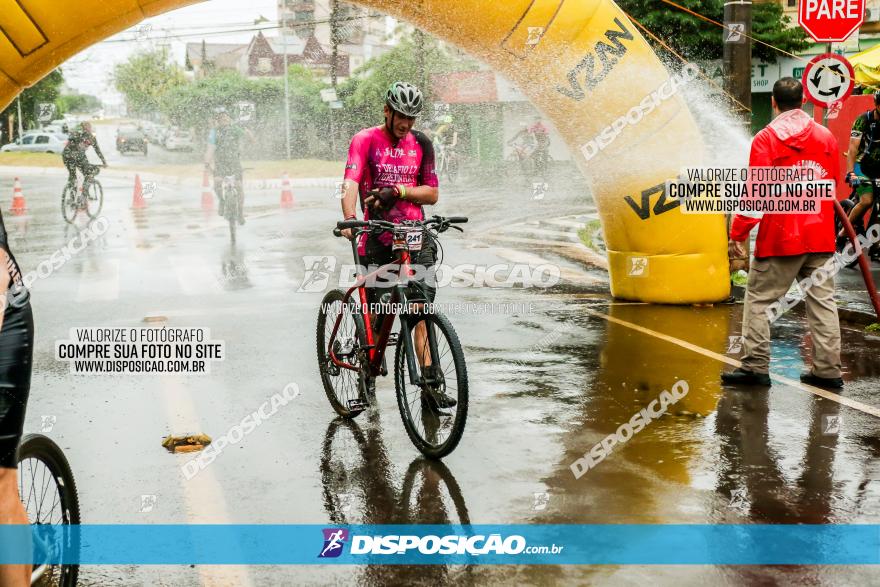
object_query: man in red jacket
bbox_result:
[722,77,843,389]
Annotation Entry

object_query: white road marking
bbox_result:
[170,255,223,296]
[75,258,119,302]
[160,377,254,587]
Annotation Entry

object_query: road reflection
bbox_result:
[320,412,473,585]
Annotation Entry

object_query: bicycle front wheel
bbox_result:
[17,433,80,587]
[395,309,468,458]
[60,184,78,224]
[85,180,103,219]
[317,288,371,418]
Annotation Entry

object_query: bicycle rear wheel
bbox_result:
[225,187,238,244]
[317,288,371,418]
[60,184,78,224]
[85,180,103,219]
[17,433,80,587]
[394,309,468,458]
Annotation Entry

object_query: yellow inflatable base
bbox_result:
[607,249,730,304]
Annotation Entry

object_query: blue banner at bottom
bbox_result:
[1,525,878,565]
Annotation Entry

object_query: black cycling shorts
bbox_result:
[0,302,33,468]
[362,232,438,307]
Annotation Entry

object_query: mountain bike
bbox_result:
[435,143,459,184]
[61,165,103,224]
[217,174,244,244]
[316,214,469,458]
[17,433,80,586]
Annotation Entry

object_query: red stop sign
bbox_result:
[799,0,865,42]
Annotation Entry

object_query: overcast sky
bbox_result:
[63,0,279,105]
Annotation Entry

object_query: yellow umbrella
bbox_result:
[848,44,880,89]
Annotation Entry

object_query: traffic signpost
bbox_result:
[801,53,855,109]
[798,0,865,43]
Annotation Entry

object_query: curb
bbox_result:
[0,166,338,190]
[481,212,608,271]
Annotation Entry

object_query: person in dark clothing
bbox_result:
[0,206,35,587]
[61,121,107,188]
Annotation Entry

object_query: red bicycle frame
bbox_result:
[326,233,414,377]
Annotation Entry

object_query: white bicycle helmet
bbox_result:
[385,81,423,117]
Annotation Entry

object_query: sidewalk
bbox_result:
[491,211,880,326]
[0,164,338,190]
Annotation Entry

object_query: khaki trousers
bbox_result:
[741,253,842,378]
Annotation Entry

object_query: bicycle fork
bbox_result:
[399,302,441,386]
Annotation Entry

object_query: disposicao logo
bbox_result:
[318,528,349,558]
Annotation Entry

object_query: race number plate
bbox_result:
[405,228,423,251]
[392,227,423,251]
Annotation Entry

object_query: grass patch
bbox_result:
[866,323,880,332]
[577,219,603,250]
[0,152,64,167]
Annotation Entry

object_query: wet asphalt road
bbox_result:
[0,164,878,586]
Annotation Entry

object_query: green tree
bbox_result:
[57,93,102,114]
[114,50,186,115]
[615,0,810,62]
[0,68,64,138]
[339,36,464,123]
[750,2,811,63]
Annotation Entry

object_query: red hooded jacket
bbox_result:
[730,108,839,258]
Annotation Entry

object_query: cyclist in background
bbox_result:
[205,107,254,226]
[0,206,35,587]
[433,114,458,152]
[529,118,551,177]
[844,92,880,234]
[339,81,456,409]
[62,121,106,190]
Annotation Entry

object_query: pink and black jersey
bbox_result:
[343,125,438,251]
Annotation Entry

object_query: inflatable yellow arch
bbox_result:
[0,0,729,303]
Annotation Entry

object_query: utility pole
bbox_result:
[16,96,23,139]
[723,0,752,132]
[329,0,339,157]
[414,29,426,90]
[283,23,291,160]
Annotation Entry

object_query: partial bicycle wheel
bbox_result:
[60,184,78,224]
[317,288,371,418]
[85,180,103,219]
[446,155,458,184]
[394,309,468,458]
[17,433,80,587]
[225,187,238,244]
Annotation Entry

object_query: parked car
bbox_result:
[145,123,166,145]
[164,128,193,151]
[116,126,148,155]
[1,133,67,154]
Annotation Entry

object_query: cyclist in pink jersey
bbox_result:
[339,81,455,408]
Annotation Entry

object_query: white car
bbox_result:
[1,132,67,154]
[164,129,193,151]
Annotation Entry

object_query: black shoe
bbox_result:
[721,368,771,386]
[237,212,245,226]
[422,365,457,409]
[800,372,843,389]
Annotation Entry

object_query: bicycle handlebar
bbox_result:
[333,215,468,237]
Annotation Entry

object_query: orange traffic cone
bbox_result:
[280,172,295,209]
[132,174,146,209]
[201,170,214,211]
[9,177,26,215]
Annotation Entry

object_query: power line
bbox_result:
[101,14,385,44]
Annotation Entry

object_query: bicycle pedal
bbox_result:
[347,398,369,413]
